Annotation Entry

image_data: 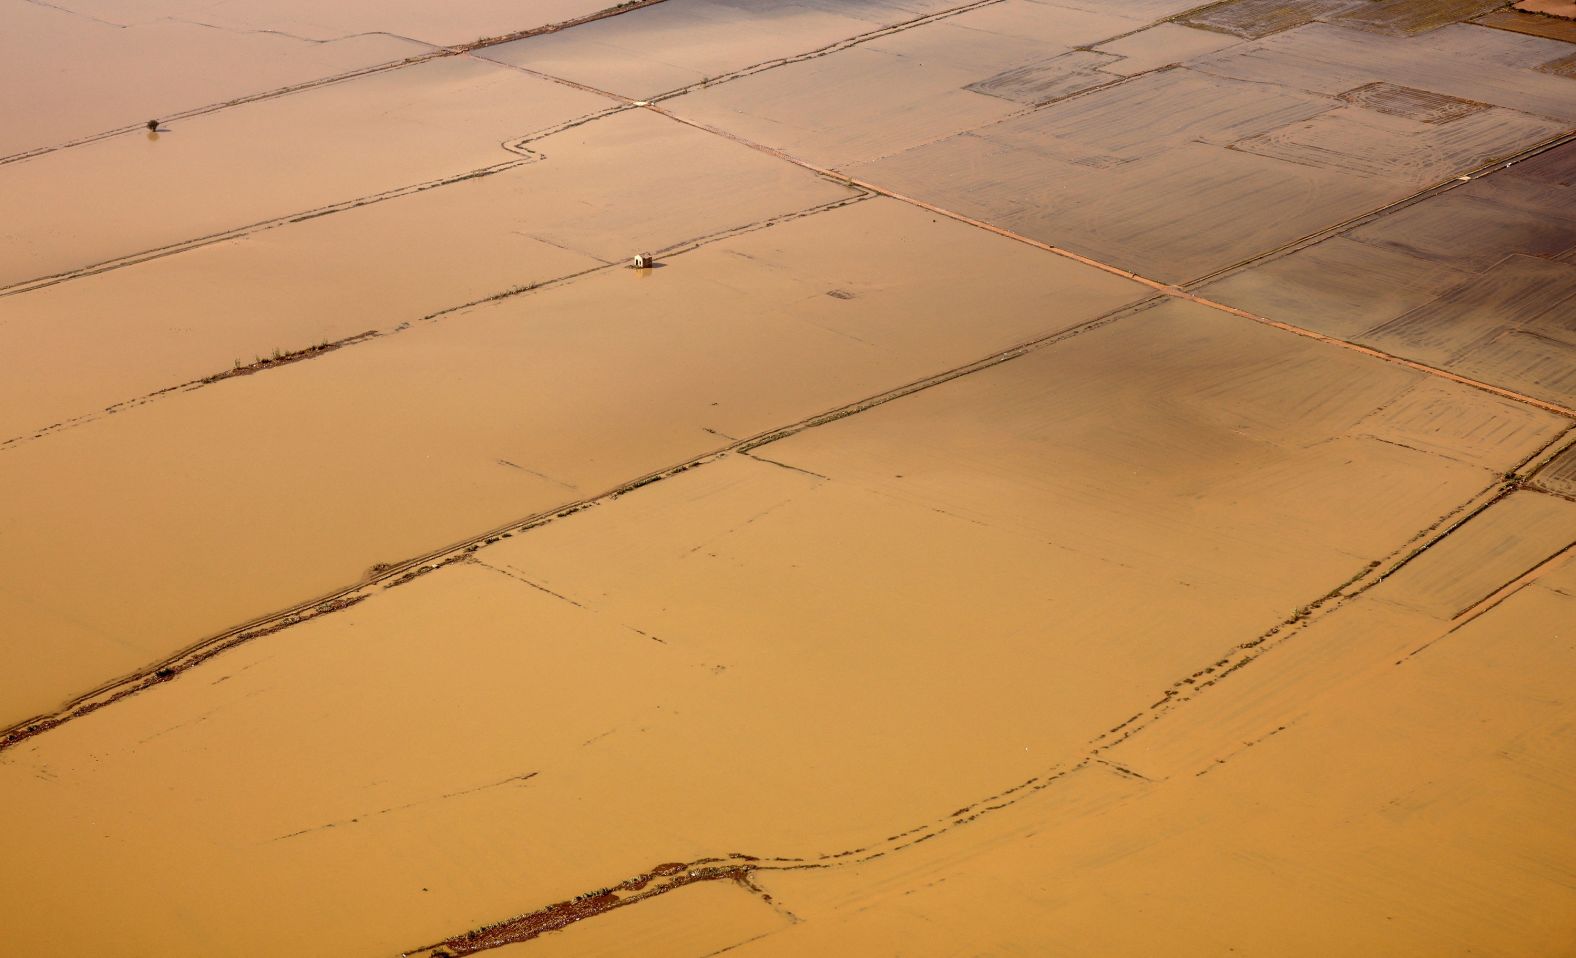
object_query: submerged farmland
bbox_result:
[1,1,1574,955]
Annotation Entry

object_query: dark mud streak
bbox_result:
[471,560,588,609]
[1397,533,1576,665]
[406,858,780,957]
[1448,532,1576,621]
[458,0,671,51]
[1359,426,1576,596]
[1096,758,1153,782]
[1194,724,1291,777]
[1525,428,1576,484]
[739,452,831,482]
[270,772,538,844]
[735,298,1162,456]
[200,331,380,383]
[17,0,126,29]
[1370,484,1521,587]
[160,21,439,49]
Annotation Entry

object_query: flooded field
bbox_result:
[2,1,1573,955]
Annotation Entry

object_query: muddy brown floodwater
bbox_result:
[2,0,1574,955]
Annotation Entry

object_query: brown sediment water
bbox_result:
[3,298,1570,954]
[0,54,611,289]
[3,0,1575,954]
[0,108,854,445]
[0,196,1149,729]
[0,0,682,167]
[0,5,432,161]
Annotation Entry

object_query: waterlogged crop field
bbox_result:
[2,1,1574,955]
